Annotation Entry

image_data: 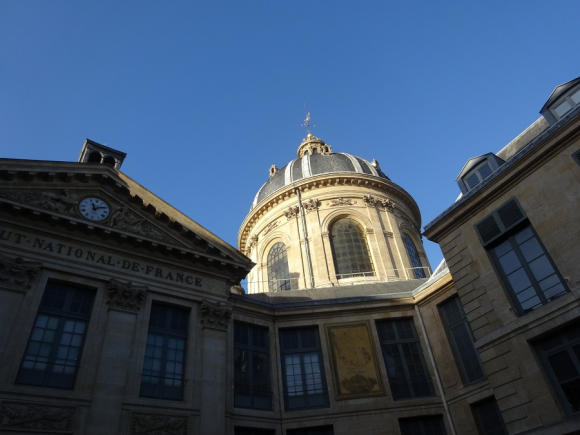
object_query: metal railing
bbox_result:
[243,266,432,293]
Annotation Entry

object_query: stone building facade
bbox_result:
[0,77,579,435]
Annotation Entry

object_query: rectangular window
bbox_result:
[287,426,333,435]
[476,199,568,314]
[471,396,508,435]
[279,326,328,410]
[17,281,94,389]
[234,321,272,410]
[534,322,580,414]
[439,295,484,383]
[399,415,446,435]
[140,303,189,400]
[375,317,434,400]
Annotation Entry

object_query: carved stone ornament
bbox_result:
[200,299,232,331]
[0,254,42,290]
[262,220,279,236]
[131,413,187,435]
[0,190,173,244]
[303,198,321,212]
[284,206,299,220]
[363,195,395,210]
[0,402,75,432]
[106,279,146,312]
[330,198,356,207]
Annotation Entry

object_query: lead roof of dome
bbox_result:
[251,134,389,209]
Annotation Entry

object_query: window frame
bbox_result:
[329,217,374,279]
[533,322,580,415]
[234,321,272,410]
[375,317,434,400]
[550,86,580,120]
[402,232,426,279]
[278,326,329,411]
[462,160,494,191]
[16,281,95,390]
[267,241,291,292]
[140,302,189,401]
[470,396,508,435]
[475,199,568,315]
[438,295,484,384]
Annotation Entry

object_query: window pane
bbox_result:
[330,218,374,277]
[140,304,188,400]
[17,282,94,389]
[466,172,480,189]
[471,397,508,435]
[478,163,492,179]
[376,318,433,400]
[553,99,573,117]
[403,233,425,278]
[279,326,328,410]
[267,242,291,291]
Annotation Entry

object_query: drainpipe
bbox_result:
[295,188,315,288]
[415,305,457,435]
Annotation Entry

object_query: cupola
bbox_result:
[78,138,126,169]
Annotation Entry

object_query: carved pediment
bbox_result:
[0,254,42,291]
[0,189,183,246]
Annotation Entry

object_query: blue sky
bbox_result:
[1,1,579,268]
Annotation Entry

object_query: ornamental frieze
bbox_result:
[131,413,187,435]
[329,198,356,207]
[0,254,41,291]
[0,402,75,432]
[303,198,321,212]
[106,279,146,312]
[262,220,279,236]
[284,206,299,220]
[363,195,395,210]
[200,299,232,331]
[0,190,173,244]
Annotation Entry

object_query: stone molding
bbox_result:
[363,194,395,211]
[0,254,42,291]
[131,413,187,435]
[262,221,279,236]
[0,402,75,432]
[200,299,232,331]
[106,279,147,313]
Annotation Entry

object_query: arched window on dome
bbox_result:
[403,233,426,278]
[267,242,291,291]
[330,218,374,279]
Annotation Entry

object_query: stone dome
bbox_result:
[251,133,389,209]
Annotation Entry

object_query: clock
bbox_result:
[78,197,110,222]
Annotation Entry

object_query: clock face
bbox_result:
[78,197,110,222]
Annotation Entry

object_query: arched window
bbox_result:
[330,218,373,278]
[403,233,425,278]
[267,242,291,291]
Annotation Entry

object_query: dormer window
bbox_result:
[551,87,580,119]
[540,76,580,125]
[456,153,505,194]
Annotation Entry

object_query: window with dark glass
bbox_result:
[375,317,433,400]
[279,326,328,410]
[235,427,276,435]
[287,425,333,435]
[330,218,373,278]
[17,281,94,389]
[399,415,447,435]
[534,321,580,414]
[234,321,271,410]
[463,161,493,190]
[439,295,484,383]
[267,242,291,291]
[140,303,189,400]
[471,397,508,435]
[476,199,568,314]
[402,233,425,278]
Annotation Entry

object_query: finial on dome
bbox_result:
[301,112,315,134]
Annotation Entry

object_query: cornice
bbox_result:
[238,173,421,252]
